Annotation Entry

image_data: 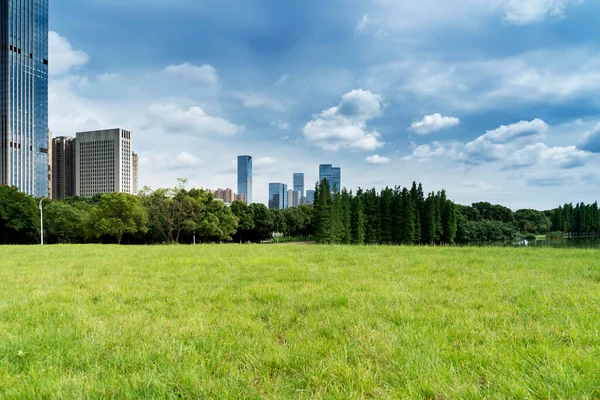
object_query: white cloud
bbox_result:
[164,63,219,86]
[410,113,460,135]
[403,142,448,161]
[366,155,392,164]
[140,151,203,172]
[303,89,385,152]
[482,119,549,143]
[49,31,90,76]
[234,92,287,112]
[505,143,589,169]
[254,157,277,168]
[145,104,244,136]
[504,0,580,24]
[355,15,371,33]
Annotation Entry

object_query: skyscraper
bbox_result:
[76,129,133,198]
[268,183,287,210]
[132,151,139,195]
[47,129,52,199]
[0,0,49,197]
[306,190,315,205]
[319,164,341,192]
[237,155,252,204]
[293,173,304,198]
[52,136,77,200]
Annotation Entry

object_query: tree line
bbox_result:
[0,179,597,245]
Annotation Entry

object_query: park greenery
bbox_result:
[0,179,599,245]
[1,245,599,398]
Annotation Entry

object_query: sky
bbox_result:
[49,0,600,209]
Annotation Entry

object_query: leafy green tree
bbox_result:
[231,200,255,243]
[0,186,39,244]
[249,203,274,243]
[44,201,88,243]
[86,193,148,244]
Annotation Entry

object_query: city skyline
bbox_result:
[23,1,600,208]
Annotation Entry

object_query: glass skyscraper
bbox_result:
[237,155,252,204]
[268,183,287,210]
[0,0,49,197]
[293,172,304,198]
[319,164,341,192]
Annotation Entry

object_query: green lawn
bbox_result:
[0,245,599,399]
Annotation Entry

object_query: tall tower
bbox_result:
[237,155,252,204]
[293,173,304,198]
[319,164,341,192]
[52,136,77,200]
[0,0,49,197]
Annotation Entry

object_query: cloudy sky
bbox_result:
[50,0,600,209]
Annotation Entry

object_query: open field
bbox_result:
[1,245,599,399]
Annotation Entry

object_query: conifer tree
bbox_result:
[340,189,352,244]
[400,187,416,244]
[314,179,332,243]
[351,189,365,244]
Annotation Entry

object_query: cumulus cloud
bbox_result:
[504,0,580,25]
[49,31,90,76]
[366,155,391,164]
[164,63,219,86]
[140,151,203,172]
[303,89,385,152]
[578,123,600,153]
[145,104,244,136]
[505,143,589,169]
[403,142,448,161]
[456,119,549,165]
[234,92,287,112]
[410,113,460,135]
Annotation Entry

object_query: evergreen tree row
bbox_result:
[312,180,457,245]
[552,202,600,235]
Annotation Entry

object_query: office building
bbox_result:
[236,193,246,203]
[306,190,315,205]
[293,173,305,198]
[132,151,139,194]
[237,155,252,204]
[0,0,49,197]
[76,129,133,198]
[288,189,301,208]
[48,130,52,199]
[269,183,288,210]
[52,136,77,200]
[319,164,341,192]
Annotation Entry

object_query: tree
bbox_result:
[249,203,274,243]
[314,179,332,243]
[86,193,148,244]
[350,189,365,245]
[0,186,39,244]
[44,201,88,243]
[340,189,352,244]
[231,201,255,243]
[400,188,416,244]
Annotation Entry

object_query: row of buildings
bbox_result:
[235,156,341,210]
[49,129,139,199]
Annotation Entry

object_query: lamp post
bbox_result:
[193,231,196,245]
[39,197,46,246]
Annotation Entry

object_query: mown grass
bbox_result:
[0,245,599,399]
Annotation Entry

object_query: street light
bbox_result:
[39,197,46,246]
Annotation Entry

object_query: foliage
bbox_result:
[0,186,39,244]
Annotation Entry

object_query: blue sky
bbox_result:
[49,0,600,209]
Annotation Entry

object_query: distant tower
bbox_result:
[268,183,288,210]
[0,0,50,197]
[132,151,139,195]
[319,164,341,192]
[52,136,77,200]
[293,173,305,198]
[237,155,253,204]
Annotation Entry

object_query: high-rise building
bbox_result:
[306,190,315,205]
[132,151,139,195]
[75,129,133,198]
[293,173,305,198]
[269,183,287,210]
[287,189,301,208]
[47,129,52,199]
[52,136,77,200]
[237,155,252,204]
[319,164,341,192]
[0,0,49,197]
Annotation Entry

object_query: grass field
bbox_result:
[0,245,599,399]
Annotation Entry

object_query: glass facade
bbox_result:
[268,183,287,210]
[0,0,49,198]
[237,155,252,204]
[319,164,341,192]
[293,172,304,198]
[306,190,315,205]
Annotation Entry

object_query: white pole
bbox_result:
[39,198,45,246]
